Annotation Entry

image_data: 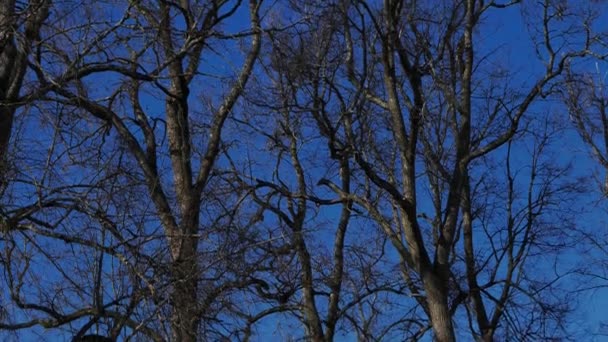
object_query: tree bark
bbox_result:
[170,235,200,342]
[0,0,17,165]
[0,0,49,172]
[422,271,455,342]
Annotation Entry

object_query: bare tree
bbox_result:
[230,13,416,338]
[1,0,265,340]
[562,60,608,337]
[461,117,585,340]
[0,0,49,181]
[335,1,598,340]
[1,0,606,341]
[564,64,608,194]
[252,0,603,341]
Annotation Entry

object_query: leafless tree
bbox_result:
[1,0,268,340]
[228,12,418,338]
[0,0,49,183]
[250,0,604,341]
[343,0,597,340]
[562,59,608,338]
[1,0,607,341]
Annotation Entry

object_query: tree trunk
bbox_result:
[0,0,17,165]
[170,235,199,342]
[293,221,324,341]
[299,246,324,341]
[0,0,49,170]
[480,330,495,342]
[0,109,13,164]
[423,272,455,342]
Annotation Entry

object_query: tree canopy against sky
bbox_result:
[1,0,608,341]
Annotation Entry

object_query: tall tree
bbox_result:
[257,0,603,340]
[1,0,263,340]
[0,0,49,178]
[563,59,608,336]
[1,0,607,341]
[337,0,598,340]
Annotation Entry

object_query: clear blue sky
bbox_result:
[4,1,608,341]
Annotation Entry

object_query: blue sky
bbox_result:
[4,1,608,341]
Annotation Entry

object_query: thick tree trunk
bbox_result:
[170,235,199,342]
[480,330,495,342]
[0,109,13,163]
[293,216,324,340]
[423,272,455,342]
[0,0,49,168]
[299,246,324,341]
[0,1,16,164]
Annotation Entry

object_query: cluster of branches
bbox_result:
[0,0,607,341]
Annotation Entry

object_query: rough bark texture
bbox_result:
[170,237,200,342]
[422,271,455,342]
[0,0,49,173]
[0,0,18,164]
